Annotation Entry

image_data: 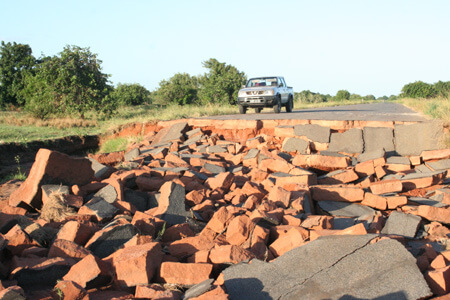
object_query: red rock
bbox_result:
[355,160,375,177]
[205,206,234,234]
[190,284,228,300]
[48,239,91,260]
[187,249,210,264]
[292,154,351,171]
[63,254,111,289]
[165,153,190,168]
[425,266,450,296]
[9,149,94,209]
[269,227,307,257]
[386,196,408,209]
[374,165,387,180]
[282,214,302,226]
[136,176,165,191]
[0,286,25,299]
[205,172,235,191]
[4,224,40,256]
[417,206,450,224]
[159,262,213,285]
[241,181,266,200]
[318,168,359,185]
[258,158,292,173]
[243,194,262,210]
[209,244,255,264]
[361,193,387,210]
[267,186,291,209]
[162,223,195,243]
[226,215,253,246]
[311,185,364,202]
[88,151,124,166]
[369,179,403,195]
[105,242,162,288]
[310,223,368,241]
[168,229,216,259]
[185,189,207,206]
[135,284,182,299]
[56,221,95,247]
[421,149,450,161]
[402,172,447,191]
[300,215,333,230]
[131,211,157,237]
[430,254,449,270]
[53,280,88,300]
[21,246,48,257]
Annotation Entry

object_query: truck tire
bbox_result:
[286,96,293,112]
[255,107,262,113]
[273,95,281,113]
[239,105,247,114]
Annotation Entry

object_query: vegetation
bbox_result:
[109,83,151,106]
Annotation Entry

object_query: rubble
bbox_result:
[0,120,449,299]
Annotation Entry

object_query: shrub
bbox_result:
[401,81,436,98]
[335,90,350,101]
[111,83,151,106]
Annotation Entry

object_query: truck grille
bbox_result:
[246,91,264,95]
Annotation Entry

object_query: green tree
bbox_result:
[155,73,199,105]
[363,94,376,100]
[296,90,326,103]
[349,93,362,100]
[22,45,114,118]
[110,83,151,106]
[335,90,350,101]
[433,81,450,98]
[198,58,246,104]
[0,41,36,107]
[401,81,436,98]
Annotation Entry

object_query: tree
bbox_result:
[0,41,36,107]
[296,90,326,103]
[155,73,199,105]
[198,58,246,105]
[433,81,450,98]
[363,95,376,100]
[110,83,151,106]
[22,45,114,118]
[335,90,350,101]
[401,81,436,98]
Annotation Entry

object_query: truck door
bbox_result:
[279,77,288,103]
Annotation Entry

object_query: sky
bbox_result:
[1,0,449,97]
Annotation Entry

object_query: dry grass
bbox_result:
[0,112,97,129]
[40,191,75,222]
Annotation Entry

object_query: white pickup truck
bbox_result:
[237,76,294,114]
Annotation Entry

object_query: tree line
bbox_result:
[0,41,448,119]
[0,41,246,119]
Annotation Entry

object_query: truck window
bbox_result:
[247,77,278,88]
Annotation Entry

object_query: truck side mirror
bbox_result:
[279,83,284,87]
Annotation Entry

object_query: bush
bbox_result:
[296,90,327,103]
[154,73,199,105]
[401,81,436,98]
[110,83,151,106]
[434,81,450,98]
[335,90,350,101]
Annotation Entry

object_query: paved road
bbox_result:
[205,102,428,122]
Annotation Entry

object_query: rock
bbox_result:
[93,184,118,204]
[135,284,182,299]
[328,128,364,154]
[9,149,94,209]
[183,278,215,300]
[381,211,422,238]
[369,179,403,195]
[209,244,255,264]
[317,201,375,217]
[294,124,330,143]
[223,235,431,299]
[152,122,188,145]
[105,242,163,288]
[395,121,445,156]
[311,185,365,202]
[48,239,91,260]
[317,168,359,185]
[55,220,95,246]
[78,197,118,222]
[363,127,395,153]
[159,262,213,286]
[11,256,77,290]
[357,149,386,163]
[417,205,450,225]
[85,223,138,258]
[281,137,309,153]
[88,157,114,180]
[154,181,189,225]
[292,154,351,172]
[62,254,111,289]
[53,280,88,300]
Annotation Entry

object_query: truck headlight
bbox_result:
[238,91,246,97]
[264,89,274,95]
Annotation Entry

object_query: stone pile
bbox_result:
[0,121,449,299]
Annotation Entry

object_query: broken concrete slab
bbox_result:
[223,235,431,300]
[317,201,375,217]
[151,122,188,145]
[281,137,309,153]
[85,223,138,258]
[93,184,118,204]
[294,124,331,143]
[328,128,364,154]
[381,211,422,238]
[88,158,114,180]
[154,181,189,225]
[395,121,445,156]
[124,148,140,162]
[363,127,394,153]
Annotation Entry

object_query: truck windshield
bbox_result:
[246,77,278,88]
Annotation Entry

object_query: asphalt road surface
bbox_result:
[206,102,427,122]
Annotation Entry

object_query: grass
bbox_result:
[397,97,450,123]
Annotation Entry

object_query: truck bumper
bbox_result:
[237,95,277,107]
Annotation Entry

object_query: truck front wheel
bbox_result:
[273,95,281,113]
[239,105,247,114]
[255,107,262,113]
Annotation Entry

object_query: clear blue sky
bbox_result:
[1,0,449,97]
